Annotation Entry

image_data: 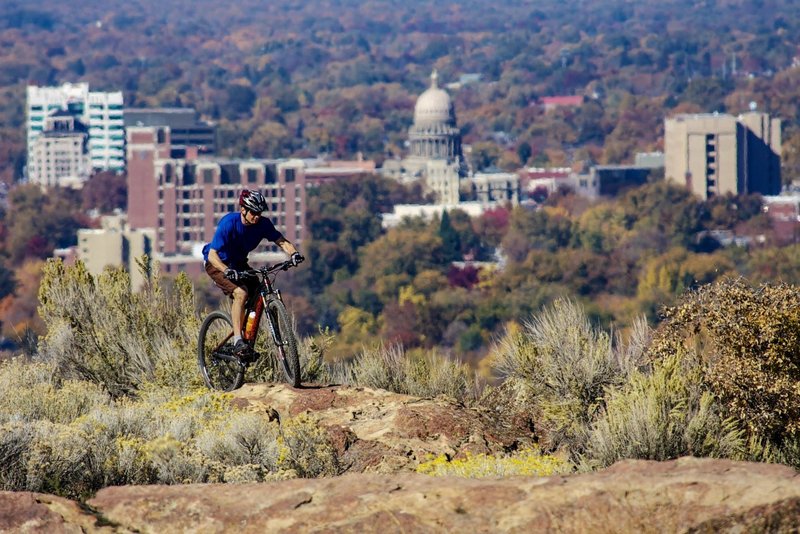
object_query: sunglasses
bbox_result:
[244,209,262,220]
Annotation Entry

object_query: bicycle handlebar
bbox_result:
[240,260,296,280]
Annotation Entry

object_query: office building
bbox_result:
[77,215,154,291]
[26,83,125,178]
[468,172,520,204]
[664,112,781,200]
[27,111,91,188]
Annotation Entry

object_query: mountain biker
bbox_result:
[202,189,304,357]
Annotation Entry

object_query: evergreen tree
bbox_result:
[439,211,461,262]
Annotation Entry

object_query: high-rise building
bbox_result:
[27,111,91,188]
[26,83,125,181]
[664,112,781,200]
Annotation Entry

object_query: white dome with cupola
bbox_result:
[407,70,464,170]
[413,70,456,126]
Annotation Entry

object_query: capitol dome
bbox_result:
[413,70,455,126]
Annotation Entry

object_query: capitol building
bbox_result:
[382,70,469,204]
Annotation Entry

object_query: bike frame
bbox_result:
[242,261,292,356]
[208,261,293,366]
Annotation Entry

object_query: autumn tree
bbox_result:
[5,185,86,263]
[81,171,127,213]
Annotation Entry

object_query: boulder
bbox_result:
[0,491,122,533]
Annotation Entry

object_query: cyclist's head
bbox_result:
[239,189,267,214]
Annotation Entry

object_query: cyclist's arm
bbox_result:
[274,236,298,257]
[207,248,229,273]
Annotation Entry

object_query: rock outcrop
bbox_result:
[4,457,800,532]
[229,383,534,473]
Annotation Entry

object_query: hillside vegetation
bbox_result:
[292,177,793,361]
[1,260,800,499]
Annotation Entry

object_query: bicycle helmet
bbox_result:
[239,189,267,213]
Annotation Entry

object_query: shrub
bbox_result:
[650,278,800,444]
[248,317,335,386]
[0,376,349,496]
[299,327,336,384]
[70,391,231,488]
[278,414,340,478]
[333,344,476,402]
[587,352,744,468]
[491,298,643,456]
[25,420,97,497]
[0,421,35,490]
[0,358,110,425]
[417,447,573,478]
[37,259,201,396]
[195,411,282,482]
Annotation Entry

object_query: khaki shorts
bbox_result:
[205,262,242,297]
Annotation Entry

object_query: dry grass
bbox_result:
[332,344,477,403]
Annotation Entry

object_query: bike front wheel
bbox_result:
[267,300,301,387]
[198,310,244,391]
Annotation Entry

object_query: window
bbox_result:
[203,169,214,184]
[284,168,295,182]
[261,167,274,184]
[247,168,258,183]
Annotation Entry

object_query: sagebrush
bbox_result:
[0,358,341,498]
[37,259,201,396]
[331,344,477,403]
[587,352,745,468]
[491,298,648,457]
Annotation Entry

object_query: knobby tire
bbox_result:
[198,310,245,391]
[268,299,301,387]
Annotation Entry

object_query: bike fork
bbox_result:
[265,300,287,361]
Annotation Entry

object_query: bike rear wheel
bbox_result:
[198,311,244,391]
[267,300,301,387]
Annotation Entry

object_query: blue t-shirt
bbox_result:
[202,212,283,269]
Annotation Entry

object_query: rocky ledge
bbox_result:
[3,457,800,532]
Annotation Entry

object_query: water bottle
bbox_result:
[245,310,257,339]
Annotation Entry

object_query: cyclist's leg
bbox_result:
[230,286,248,340]
[205,262,247,338]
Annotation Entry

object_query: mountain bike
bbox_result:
[198,260,301,391]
